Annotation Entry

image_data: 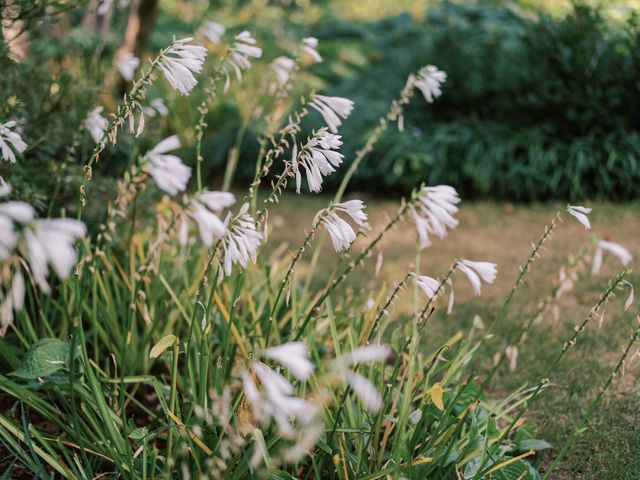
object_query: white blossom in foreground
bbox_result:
[24,219,86,293]
[0,178,10,198]
[201,20,226,44]
[243,362,318,438]
[457,260,497,296]
[264,342,314,381]
[143,135,191,196]
[115,52,140,81]
[294,129,344,193]
[272,56,295,87]
[335,344,391,413]
[302,37,322,63]
[415,274,441,300]
[227,31,262,86]
[567,205,592,230]
[415,65,446,103]
[591,240,633,276]
[315,200,368,253]
[410,185,460,249]
[158,37,207,96]
[0,269,25,336]
[85,107,109,143]
[310,94,355,133]
[186,191,236,246]
[0,121,27,163]
[221,203,261,276]
[0,201,33,259]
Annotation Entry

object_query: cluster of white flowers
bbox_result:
[201,20,226,44]
[272,56,296,87]
[227,31,263,86]
[115,52,140,82]
[142,135,191,196]
[158,37,207,96]
[334,344,391,412]
[293,129,344,194]
[315,200,368,253]
[301,37,322,63]
[0,121,27,164]
[0,184,85,334]
[414,65,447,103]
[220,203,262,277]
[456,260,498,296]
[415,274,441,300]
[85,106,109,143]
[309,95,355,134]
[410,185,460,249]
[183,191,236,246]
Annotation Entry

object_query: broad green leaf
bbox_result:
[517,439,553,451]
[10,338,72,380]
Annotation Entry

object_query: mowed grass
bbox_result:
[267,194,640,479]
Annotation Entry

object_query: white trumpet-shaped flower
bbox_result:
[334,344,390,413]
[309,94,355,133]
[410,185,460,249]
[264,342,314,381]
[415,274,441,300]
[0,121,27,163]
[567,205,592,230]
[0,200,33,259]
[316,200,367,253]
[24,219,87,293]
[415,65,446,103]
[0,177,11,197]
[302,37,322,63]
[457,260,497,296]
[591,240,633,276]
[201,20,226,44]
[272,56,295,87]
[143,135,191,196]
[294,129,344,194]
[227,31,262,86]
[115,52,140,81]
[243,362,318,438]
[221,203,261,276]
[85,107,109,143]
[186,191,236,246]
[158,37,207,96]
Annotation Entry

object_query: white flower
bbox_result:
[294,129,344,193]
[457,260,497,296]
[85,107,109,143]
[221,203,261,276]
[158,37,207,96]
[0,120,27,163]
[309,95,355,134]
[226,31,262,86]
[264,342,314,381]
[115,52,140,81]
[143,135,191,195]
[336,344,391,365]
[415,65,446,103]
[415,274,441,300]
[343,370,383,412]
[24,219,86,293]
[186,191,235,246]
[0,177,11,197]
[142,98,169,118]
[272,56,295,86]
[316,200,367,253]
[302,37,322,63]
[202,20,226,44]
[567,205,592,230]
[591,240,633,275]
[243,362,318,438]
[410,185,460,249]
[0,201,33,259]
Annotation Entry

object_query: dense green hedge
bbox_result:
[304,1,640,200]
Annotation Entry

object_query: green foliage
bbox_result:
[302,1,640,200]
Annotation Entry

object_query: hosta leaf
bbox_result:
[10,338,73,380]
[517,439,553,451]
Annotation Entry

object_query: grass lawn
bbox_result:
[267,193,640,479]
